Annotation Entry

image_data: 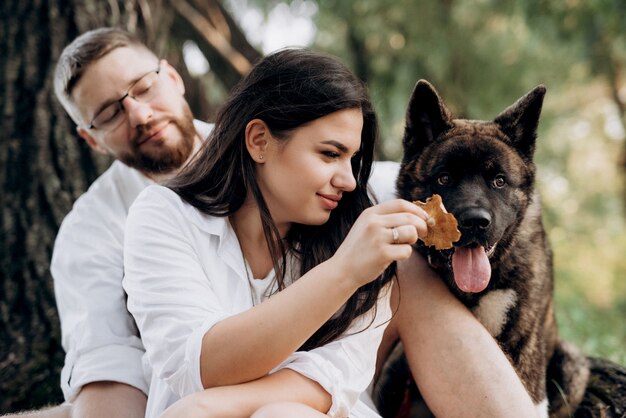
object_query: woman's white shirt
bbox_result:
[123,185,393,418]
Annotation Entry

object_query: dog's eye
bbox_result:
[437,173,451,186]
[493,175,506,188]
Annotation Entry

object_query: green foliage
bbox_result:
[556,287,626,366]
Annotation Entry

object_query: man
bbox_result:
[52,27,214,418]
[6,27,538,418]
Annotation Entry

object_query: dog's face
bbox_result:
[397,81,546,293]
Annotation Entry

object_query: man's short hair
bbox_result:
[53,27,155,123]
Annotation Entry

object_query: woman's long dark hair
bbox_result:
[169,49,395,350]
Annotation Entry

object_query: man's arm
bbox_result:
[0,383,145,418]
[71,382,146,418]
[385,250,539,418]
[51,164,150,409]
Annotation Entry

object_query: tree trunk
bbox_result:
[0,0,173,412]
[168,0,262,91]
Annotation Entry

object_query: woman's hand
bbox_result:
[330,199,430,288]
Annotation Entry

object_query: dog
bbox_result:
[373,80,591,418]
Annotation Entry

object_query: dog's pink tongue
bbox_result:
[452,246,491,293]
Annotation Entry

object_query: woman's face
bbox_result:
[256,108,363,228]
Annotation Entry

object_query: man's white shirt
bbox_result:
[52,120,212,401]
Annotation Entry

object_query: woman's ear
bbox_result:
[245,119,270,163]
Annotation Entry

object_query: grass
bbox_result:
[555,284,626,366]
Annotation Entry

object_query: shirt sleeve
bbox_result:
[52,195,148,402]
[123,186,230,399]
[272,285,393,418]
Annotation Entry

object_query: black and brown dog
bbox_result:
[373,81,592,418]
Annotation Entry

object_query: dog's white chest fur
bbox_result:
[472,289,518,337]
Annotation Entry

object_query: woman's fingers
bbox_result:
[369,198,431,220]
[387,224,420,245]
[377,213,428,237]
[366,199,431,237]
[333,199,436,287]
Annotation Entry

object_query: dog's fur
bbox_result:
[373,81,591,418]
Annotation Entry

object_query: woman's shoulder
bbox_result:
[129,184,209,227]
[136,183,179,201]
[130,185,227,236]
[131,184,186,214]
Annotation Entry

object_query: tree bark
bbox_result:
[168,0,262,91]
[0,0,173,412]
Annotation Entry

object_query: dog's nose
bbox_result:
[458,208,492,230]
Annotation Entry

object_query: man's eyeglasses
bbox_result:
[87,65,162,131]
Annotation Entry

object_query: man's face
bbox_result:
[71,46,198,176]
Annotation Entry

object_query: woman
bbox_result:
[123,49,539,418]
[123,48,427,418]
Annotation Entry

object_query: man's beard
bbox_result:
[119,105,197,175]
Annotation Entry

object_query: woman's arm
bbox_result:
[265,283,392,416]
[159,369,330,418]
[198,199,425,388]
[389,250,539,418]
[199,257,362,387]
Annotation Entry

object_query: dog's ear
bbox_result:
[494,85,546,161]
[403,80,453,161]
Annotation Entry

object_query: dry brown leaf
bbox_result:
[413,194,461,250]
